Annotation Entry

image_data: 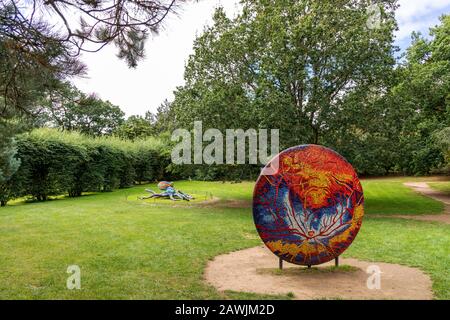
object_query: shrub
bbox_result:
[14,129,86,200]
[3,128,171,204]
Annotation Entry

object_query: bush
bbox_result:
[2,128,171,204]
[14,130,82,200]
[0,139,21,206]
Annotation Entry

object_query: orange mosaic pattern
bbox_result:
[253,145,364,265]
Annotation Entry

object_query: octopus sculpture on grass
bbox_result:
[140,181,194,201]
[253,145,364,266]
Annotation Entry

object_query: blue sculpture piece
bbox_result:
[140,181,194,201]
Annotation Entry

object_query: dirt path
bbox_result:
[403,182,450,206]
[205,246,433,300]
[392,182,450,224]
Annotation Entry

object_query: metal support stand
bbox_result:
[278,258,338,270]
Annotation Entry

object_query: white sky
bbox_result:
[72,0,450,117]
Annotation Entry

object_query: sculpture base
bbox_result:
[278,257,339,270]
[205,246,433,300]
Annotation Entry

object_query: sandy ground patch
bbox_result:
[204,246,433,300]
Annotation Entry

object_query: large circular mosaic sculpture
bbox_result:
[253,145,364,266]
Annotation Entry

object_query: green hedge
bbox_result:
[2,128,170,203]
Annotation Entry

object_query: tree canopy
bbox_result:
[0,0,185,119]
[114,115,155,140]
[164,1,449,177]
[40,82,125,136]
[169,0,407,177]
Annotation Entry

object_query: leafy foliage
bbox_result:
[166,2,449,178]
[388,15,450,174]
[114,115,155,140]
[0,120,20,206]
[40,82,125,136]
[1,128,171,204]
[168,0,399,178]
[2,0,185,68]
[0,2,85,118]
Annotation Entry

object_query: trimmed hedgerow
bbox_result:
[3,128,170,203]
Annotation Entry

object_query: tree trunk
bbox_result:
[1,200,6,207]
[312,127,320,145]
[69,189,82,197]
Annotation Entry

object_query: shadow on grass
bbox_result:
[256,265,360,276]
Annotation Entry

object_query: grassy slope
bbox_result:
[428,182,450,195]
[0,179,448,299]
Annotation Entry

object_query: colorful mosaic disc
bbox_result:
[253,145,364,266]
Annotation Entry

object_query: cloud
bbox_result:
[396,0,449,22]
[395,0,450,40]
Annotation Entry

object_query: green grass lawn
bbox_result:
[0,178,448,299]
[428,182,450,195]
[361,179,444,215]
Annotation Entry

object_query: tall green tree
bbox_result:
[173,1,397,140]
[1,2,85,197]
[114,115,155,140]
[150,99,176,134]
[0,0,185,200]
[170,0,398,177]
[0,2,85,119]
[0,120,20,206]
[42,82,125,136]
[388,15,450,174]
